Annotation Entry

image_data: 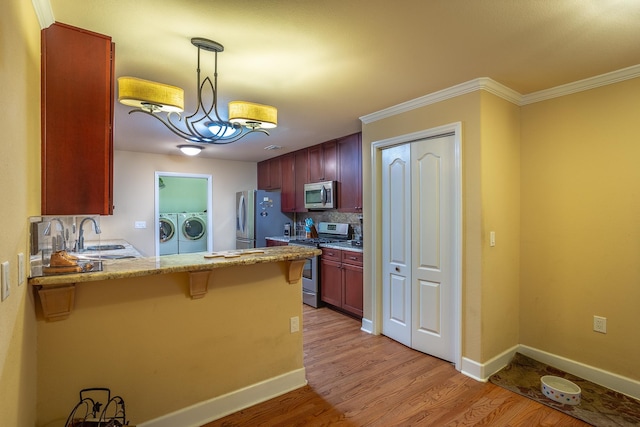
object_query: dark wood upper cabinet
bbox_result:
[308,145,322,182]
[257,160,269,189]
[257,157,282,190]
[280,153,295,212]
[41,22,114,215]
[269,157,282,189]
[308,140,337,183]
[255,132,360,213]
[294,149,309,213]
[337,133,362,212]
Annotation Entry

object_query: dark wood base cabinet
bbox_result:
[265,239,288,247]
[320,248,363,318]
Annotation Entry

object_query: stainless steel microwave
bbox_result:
[304,181,336,209]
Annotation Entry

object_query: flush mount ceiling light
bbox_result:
[117,38,277,145]
[177,144,204,156]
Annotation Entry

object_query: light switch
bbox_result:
[490,231,496,247]
[1,261,9,301]
[290,316,300,333]
[18,253,25,286]
[134,221,147,229]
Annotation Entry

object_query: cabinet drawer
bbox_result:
[321,247,342,262]
[342,250,363,266]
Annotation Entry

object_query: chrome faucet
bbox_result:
[77,217,102,251]
[44,217,67,251]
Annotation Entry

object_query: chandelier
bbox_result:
[117,37,277,150]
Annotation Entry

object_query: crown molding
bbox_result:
[32,0,55,29]
[520,64,640,105]
[360,78,515,124]
[360,65,640,124]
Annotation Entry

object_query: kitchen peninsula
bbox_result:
[30,246,320,425]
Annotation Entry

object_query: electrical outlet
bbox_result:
[18,253,25,286]
[593,315,607,334]
[290,316,300,333]
[1,261,10,301]
[134,221,147,229]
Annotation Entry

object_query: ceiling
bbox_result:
[45,0,640,162]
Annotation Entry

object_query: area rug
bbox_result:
[489,353,640,426]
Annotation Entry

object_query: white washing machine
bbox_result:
[159,213,178,255]
[178,212,208,253]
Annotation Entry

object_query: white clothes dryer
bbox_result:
[178,212,208,253]
[159,213,178,255]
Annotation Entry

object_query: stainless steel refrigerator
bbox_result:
[236,190,292,249]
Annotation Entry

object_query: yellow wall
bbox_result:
[0,0,41,426]
[520,78,640,380]
[36,263,304,425]
[364,77,640,382]
[479,93,521,360]
[3,1,638,423]
[362,92,487,361]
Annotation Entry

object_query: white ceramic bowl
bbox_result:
[541,375,581,405]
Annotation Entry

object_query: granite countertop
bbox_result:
[29,246,321,287]
[319,241,363,252]
[266,236,292,243]
[266,236,363,253]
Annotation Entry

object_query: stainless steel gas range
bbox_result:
[288,222,350,307]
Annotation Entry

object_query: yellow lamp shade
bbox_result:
[118,77,184,113]
[228,101,277,129]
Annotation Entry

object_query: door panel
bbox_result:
[417,279,441,334]
[416,153,441,270]
[389,273,409,329]
[381,144,412,347]
[381,135,455,363]
[411,135,454,362]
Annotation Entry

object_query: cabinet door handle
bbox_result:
[349,256,358,260]
[395,267,400,272]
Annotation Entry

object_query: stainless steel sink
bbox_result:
[77,259,103,272]
[85,244,126,251]
[76,254,134,261]
[100,255,135,259]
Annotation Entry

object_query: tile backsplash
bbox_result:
[293,211,362,239]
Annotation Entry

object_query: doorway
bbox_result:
[155,172,213,256]
[371,122,462,369]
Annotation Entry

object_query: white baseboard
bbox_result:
[460,345,640,401]
[361,317,373,334]
[460,357,484,382]
[138,368,307,427]
[518,345,640,400]
[461,345,518,382]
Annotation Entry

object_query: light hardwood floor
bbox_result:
[205,305,588,426]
